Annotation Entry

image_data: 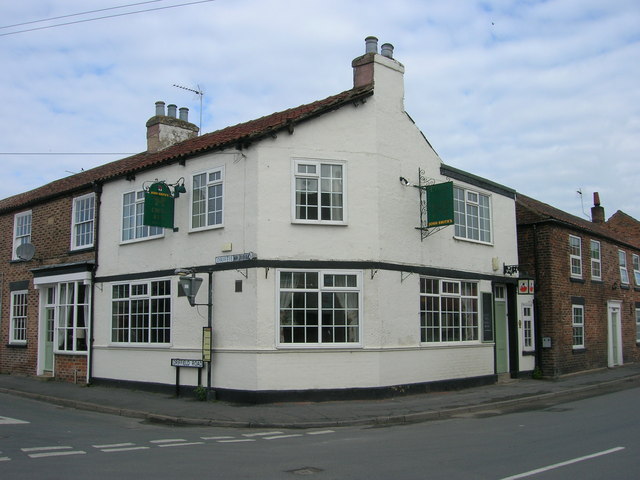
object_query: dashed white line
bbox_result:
[307,430,335,435]
[217,438,256,443]
[101,446,150,453]
[93,443,136,449]
[0,456,11,462]
[201,436,235,440]
[242,431,283,437]
[158,442,205,448]
[264,434,303,440]
[28,450,86,459]
[150,438,187,444]
[21,446,72,452]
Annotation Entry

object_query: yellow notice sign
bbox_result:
[202,327,212,362]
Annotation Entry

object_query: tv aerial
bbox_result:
[173,84,204,135]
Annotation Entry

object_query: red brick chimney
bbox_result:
[146,101,199,153]
[591,192,605,223]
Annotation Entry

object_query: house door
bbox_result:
[607,301,623,367]
[43,287,55,373]
[494,285,509,374]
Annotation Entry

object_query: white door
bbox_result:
[607,301,623,367]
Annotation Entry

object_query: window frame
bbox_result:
[53,282,90,354]
[572,304,585,349]
[110,278,172,345]
[276,269,362,348]
[590,240,601,281]
[453,186,492,244]
[618,250,630,285]
[121,190,164,243]
[632,254,640,287]
[569,235,582,279]
[71,193,95,250]
[522,302,535,352]
[13,210,32,260]
[291,159,347,225]
[636,306,640,344]
[419,277,480,344]
[190,166,225,232]
[9,290,28,345]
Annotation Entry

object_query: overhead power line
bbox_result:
[0,0,216,37]
[0,1,163,30]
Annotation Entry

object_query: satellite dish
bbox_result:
[16,243,35,261]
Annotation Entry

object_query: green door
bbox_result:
[43,288,55,372]
[494,285,509,374]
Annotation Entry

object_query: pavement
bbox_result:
[1,364,640,429]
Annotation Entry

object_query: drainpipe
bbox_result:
[87,181,103,385]
[532,223,543,374]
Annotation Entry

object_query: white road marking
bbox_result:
[93,443,136,449]
[0,456,11,462]
[150,438,187,444]
[264,434,303,440]
[101,446,150,453]
[307,430,335,435]
[158,442,204,448]
[500,447,626,480]
[22,446,73,452]
[28,450,86,459]
[201,435,235,440]
[0,416,29,425]
[217,438,256,443]
[242,431,283,437]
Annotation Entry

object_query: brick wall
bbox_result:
[518,220,640,377]
[0,189,96,381]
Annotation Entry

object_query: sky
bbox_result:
[1,0,639,220]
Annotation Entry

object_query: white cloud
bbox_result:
[0,0,638,221]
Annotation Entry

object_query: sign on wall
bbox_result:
[144,181,175,229]
[426,182,454,228]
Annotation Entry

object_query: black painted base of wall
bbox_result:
[91,374,498,404]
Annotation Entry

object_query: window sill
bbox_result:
[54,350,88,356]
[69,246,95,254]
[7,342,27,348]
[188,224,224,234]
[119,235,165,245]
[569,277,585,284]
[291,220,348,227]
[572,347,586,354]
[452,235,493,247]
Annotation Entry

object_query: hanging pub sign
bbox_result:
[518,279,535,295]
[144,181,175,229]
[426,181,454,228]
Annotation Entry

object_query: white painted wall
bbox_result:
[92,52,520,392]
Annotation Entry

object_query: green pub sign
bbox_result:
[144,181,175,229]
[426,181,454,228]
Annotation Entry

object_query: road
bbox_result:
[0,387,638,479]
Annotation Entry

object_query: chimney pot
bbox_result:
[167,104,177,118]
[593,192,601,206]
[365,36,378,54]
[155,101,165,116]
[381,43,394,58]
[179,107,189,122]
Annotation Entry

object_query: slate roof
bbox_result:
[516,193,640,249]
[0,85,374,214]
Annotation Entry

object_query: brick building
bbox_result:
[516,193,640,377]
